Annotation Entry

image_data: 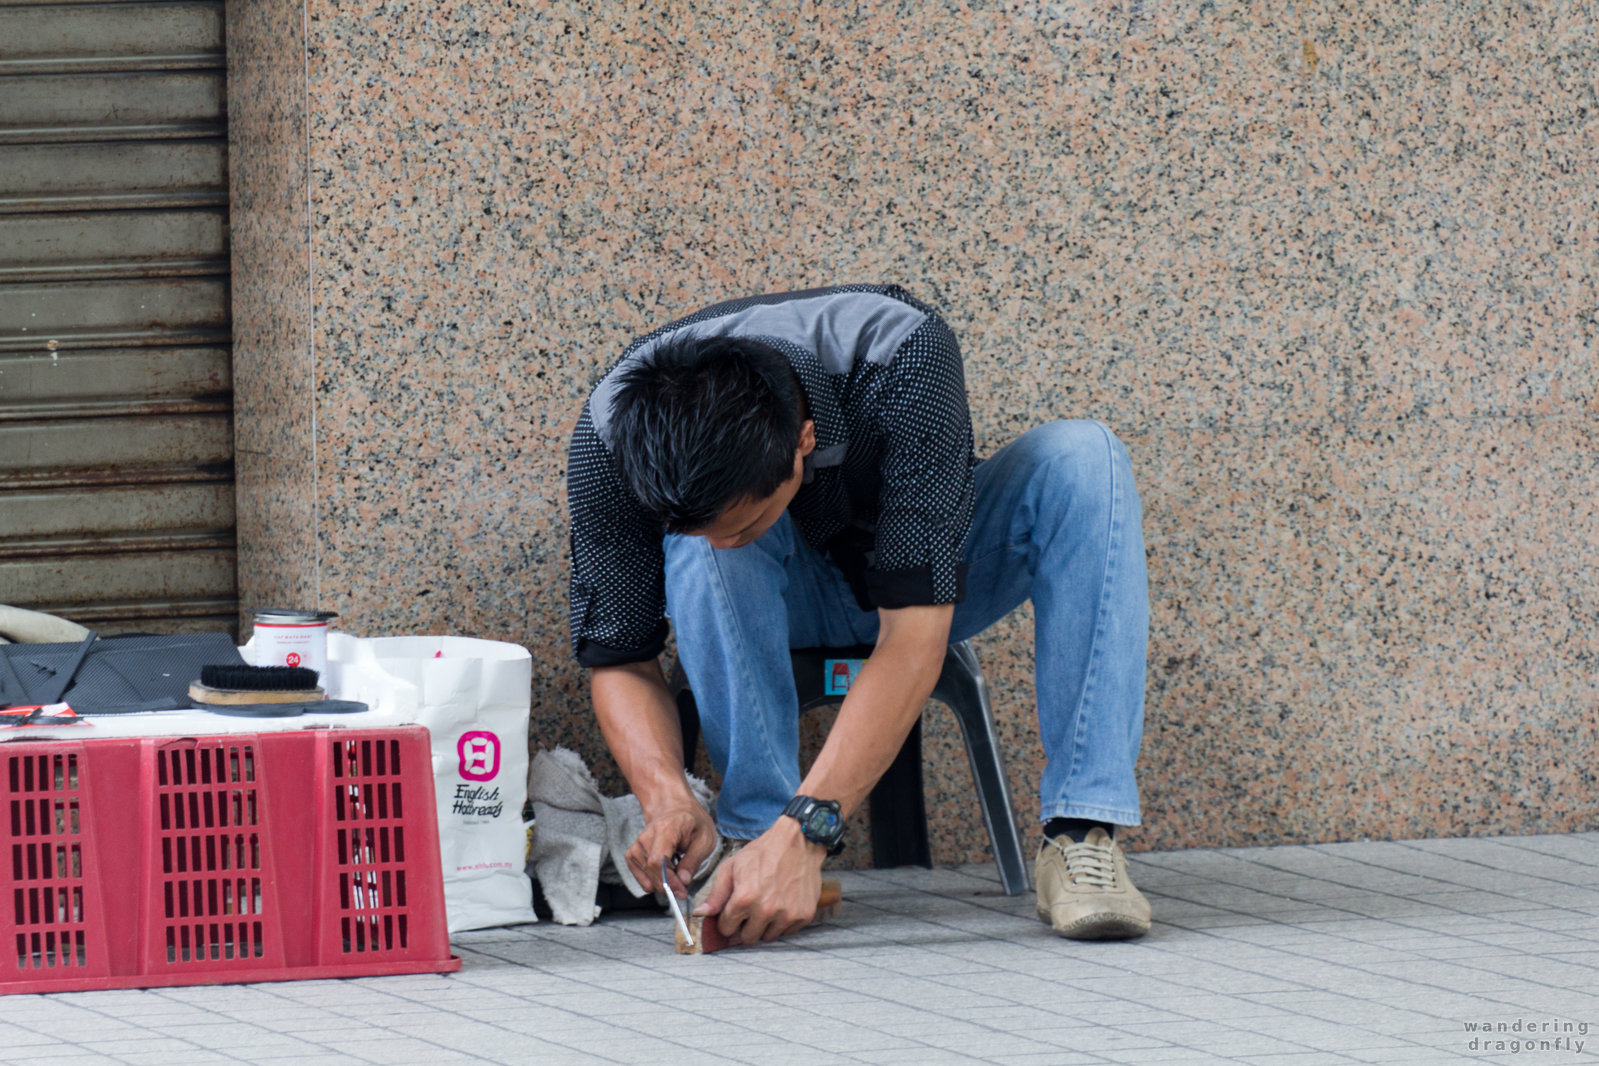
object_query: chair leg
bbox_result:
[938,642,1032,896]
[667,659,702,773]
[868,717,932,869]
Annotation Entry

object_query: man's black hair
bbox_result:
[608,334,804,532]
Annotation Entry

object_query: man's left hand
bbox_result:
[691,817,826,945]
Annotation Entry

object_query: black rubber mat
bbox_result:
[0,633,246,713]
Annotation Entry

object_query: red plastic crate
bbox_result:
[2,727,460,993]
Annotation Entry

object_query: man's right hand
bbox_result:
[626,802,718,898]
[590,660,718,899]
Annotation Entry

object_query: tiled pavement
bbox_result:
[5,832,1598,1065]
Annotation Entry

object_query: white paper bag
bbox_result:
[326,633,537,933]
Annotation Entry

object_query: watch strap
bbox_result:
[783,794,845,855]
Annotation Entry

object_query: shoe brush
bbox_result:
[189,664,323,705]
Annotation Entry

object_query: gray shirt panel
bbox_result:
[588,290,928,447]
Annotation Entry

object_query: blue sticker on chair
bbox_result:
[823,658,865,696]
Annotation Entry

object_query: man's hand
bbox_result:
[693,817,825,946]
[684,604,950,948]
[627,802,719,898]
[591,659,719,898]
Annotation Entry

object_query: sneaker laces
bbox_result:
[1047,836,1119,889]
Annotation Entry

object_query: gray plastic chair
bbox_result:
[669,639,1032,896]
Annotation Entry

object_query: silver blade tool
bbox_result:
[662,858,693,946]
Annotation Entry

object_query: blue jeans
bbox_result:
[663,420,1148,840]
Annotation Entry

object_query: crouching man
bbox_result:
[565,284,1152,946]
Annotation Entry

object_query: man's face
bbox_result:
[687,420,816,550]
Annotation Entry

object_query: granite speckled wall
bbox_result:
[229,0,318,614]
[229,0,1599,860]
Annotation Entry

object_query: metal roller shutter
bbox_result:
[0,0,236,636]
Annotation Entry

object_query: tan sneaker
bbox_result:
[686,840,742,905]
[1035,827,1151,939]
[676,840,744,954]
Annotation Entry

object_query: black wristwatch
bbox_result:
[783,794,846,855]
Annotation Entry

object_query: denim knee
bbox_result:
[1022,419,1132,501]
[662,517,795,617]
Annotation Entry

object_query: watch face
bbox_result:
[804,805,842,842]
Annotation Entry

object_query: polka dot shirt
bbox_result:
[566,284,977,668]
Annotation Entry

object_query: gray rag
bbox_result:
[528,746,718,926]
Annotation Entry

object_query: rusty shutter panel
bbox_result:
[0,0,237,636]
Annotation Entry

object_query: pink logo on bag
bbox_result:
[457,731,501,781]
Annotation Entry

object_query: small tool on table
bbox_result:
[662,858,694,948]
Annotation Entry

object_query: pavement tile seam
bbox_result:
[8,833,1599,1066]
[1119,869,1599,1035]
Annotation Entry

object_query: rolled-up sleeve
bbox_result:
[865,316,976,608]
[566,406,670,667]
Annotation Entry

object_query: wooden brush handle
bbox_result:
[189,682,325,705]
